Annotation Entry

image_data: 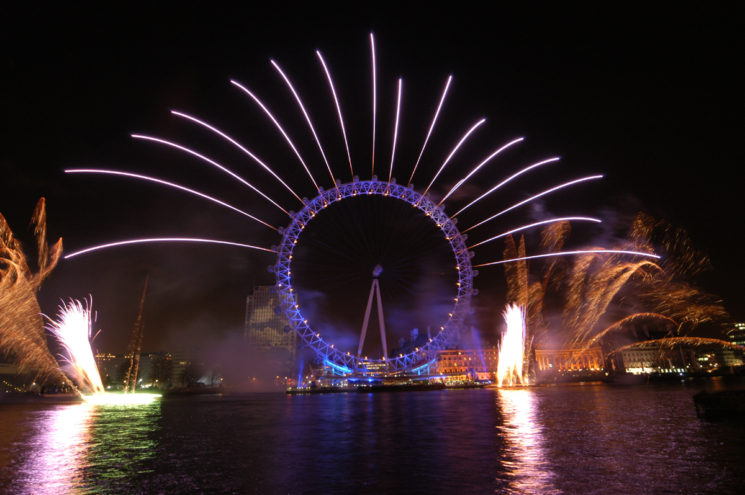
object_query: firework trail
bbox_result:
[452,157,560,217]
[564,256,661,346]
[463,175,604,232]
[629,213,729,330]
[408,75,453,186]
[468,217,601,249]
[170,110,304,203]
[231,79,321,193]
[131,134,289,215]
[419,118,486,201]
[584,313,678,348]
[45,298,105,395]
[65,169,277,231]
[438,136,524,206]
[316,50,354,179]
[388,78,403,184]
[270,60,338,189]
[63,238,276,260]
[370,33,377,176]
[0,199,70,385]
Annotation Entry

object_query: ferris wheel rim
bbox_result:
[274,179,474,372]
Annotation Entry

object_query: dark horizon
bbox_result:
[2,4,743,353]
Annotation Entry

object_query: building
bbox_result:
[95,352,177,390]
[728,323,745,347]
[434,348,499,382]
[535,347,604,372]
[245,285,297,373]
[534,347,605,382]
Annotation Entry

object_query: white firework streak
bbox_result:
[270,59,338,189]
[131,134,289,215]
[475,249,661,268]
[468,217,602,249]
[419,118,486,201]
[170,110,303,203]
[462,175,603,233]
[389,78,403,184]
[439,137,524,206]
[65,238,276,260]
[409,75,453,185]
[316,50,354,179]
[454,157,561,217]
[65,169,277,231]
[231,79,321,192]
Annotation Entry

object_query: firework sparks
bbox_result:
[0,199,69,385]
[45,299,104,395]
[585,313,678,348]
[497,304,527,387]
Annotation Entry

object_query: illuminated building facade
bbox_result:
[245,285,297,373]
[728,323,745,347]
[620,348,673,374]
[435,348,499,382]
[535,347,604,372]
[535,347,605,382]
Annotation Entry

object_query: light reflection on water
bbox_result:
[497,388,558,494]
[2,383,745,494]
[6,400,160,494]
[16,402,94,494]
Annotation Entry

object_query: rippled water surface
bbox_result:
[1,382,744,494]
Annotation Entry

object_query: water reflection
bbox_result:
[15,402,94,494]
[11,401,161,494]
[497,389,558,494]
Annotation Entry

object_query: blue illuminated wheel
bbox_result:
[274,179,474,372]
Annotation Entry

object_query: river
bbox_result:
[1,380,743,494]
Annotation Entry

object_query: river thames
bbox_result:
[1,381,744,494]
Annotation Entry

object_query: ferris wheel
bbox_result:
[274,179,474,372]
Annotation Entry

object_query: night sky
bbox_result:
[2,4,743,355]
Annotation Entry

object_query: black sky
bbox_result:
[2,4,744,353]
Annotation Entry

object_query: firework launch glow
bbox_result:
[45,299,105,395]
[45,298,162,405]
[82,392,161,405]
[497,304,527,387]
